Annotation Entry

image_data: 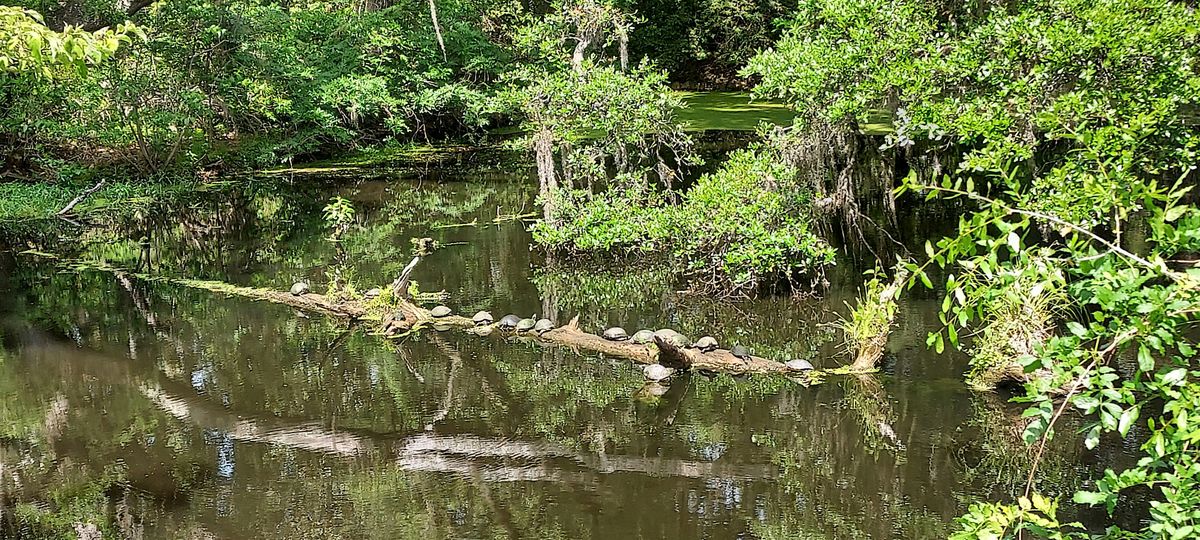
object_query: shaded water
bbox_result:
[0,157,1117,539]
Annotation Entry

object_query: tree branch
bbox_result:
[56,179,106,216]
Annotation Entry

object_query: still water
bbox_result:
[0,154,1112,539]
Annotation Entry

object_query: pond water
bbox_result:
[0,153,1122,539]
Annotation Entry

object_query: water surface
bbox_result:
[0,158,1110,539]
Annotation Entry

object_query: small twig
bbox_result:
[56,179,107,216]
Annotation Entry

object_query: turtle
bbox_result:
[515,317,537,333]
[652,328,678,341]
[498,314,521,330]
[693,336,719,352]
[533,319,554,335]
[363,288,382,300]
[290,282,310,296]
[643,364,676,382]
[430,306,452,318]
[472,311,494,326]
[786,358,815,371]
[602,327,629,341]
[730,344,753,362]
[653,330,690,348]
[630,330,655,344]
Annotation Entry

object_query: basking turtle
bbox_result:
[498,314,521,330]
[496,314,520,331]
[786,359,815,371]
[515,317,537,333]
[472,311,494,326]
[602,327,629,341]
[693,336,718,352]
[430,306,452,318]
[630,330,655,344]
[730,344,753,363]
[533,319,554,335]
[661,332,690,348]
[643,364,676,382]
[363,288,381,300]
[290,282,310,296]
[652,328,678,341]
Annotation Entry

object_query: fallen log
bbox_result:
[61,257,811,376]
[420,313,794,375]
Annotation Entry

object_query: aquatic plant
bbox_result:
[965,258,1069,391]
[835,265,907,371]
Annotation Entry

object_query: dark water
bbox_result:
[0,157,1114,539]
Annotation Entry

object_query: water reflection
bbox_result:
[0,162,1103,539]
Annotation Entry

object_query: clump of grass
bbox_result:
[838,266,907,371]
[967,271,1065,390]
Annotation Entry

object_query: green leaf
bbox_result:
[1118,407,1138,437]
[1138,345,1155,372]
[1072,491,1108,506]
[1084,425,1100,449]
[1066,321,1087,337]
[1162,368,1187,386]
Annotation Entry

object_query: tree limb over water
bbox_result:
[63,258,816,376]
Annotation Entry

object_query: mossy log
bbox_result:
[847,267,909,372]
[71,260,804,376]
[396,308,794,375]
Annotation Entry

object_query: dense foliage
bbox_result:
[743,0,1200,536]
[3,0,514,177]
[4,0,1200,537]
[531,135,835,292]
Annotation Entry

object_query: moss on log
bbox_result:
[71,259,808,376]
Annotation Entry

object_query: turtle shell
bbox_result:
[290,282,310,296]
[652,329,678,341]
[533,319,554,334]
[516,318,537,332]
[664,333,690,348]
[786,359,815,371]
[602,327,629,341]
[430,306,452,318]
[643,364,675,382]
[472,311,494,325]
[730,344,752,360]
[498,314,521,329]
[630,330,655,344]
[694,336,719,352]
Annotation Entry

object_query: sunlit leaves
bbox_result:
[0,6,141,76]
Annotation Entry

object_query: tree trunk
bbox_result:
[534,128,558,223]
[428,0,447,61]
[571,34,595,73]
[617,31,629,71]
